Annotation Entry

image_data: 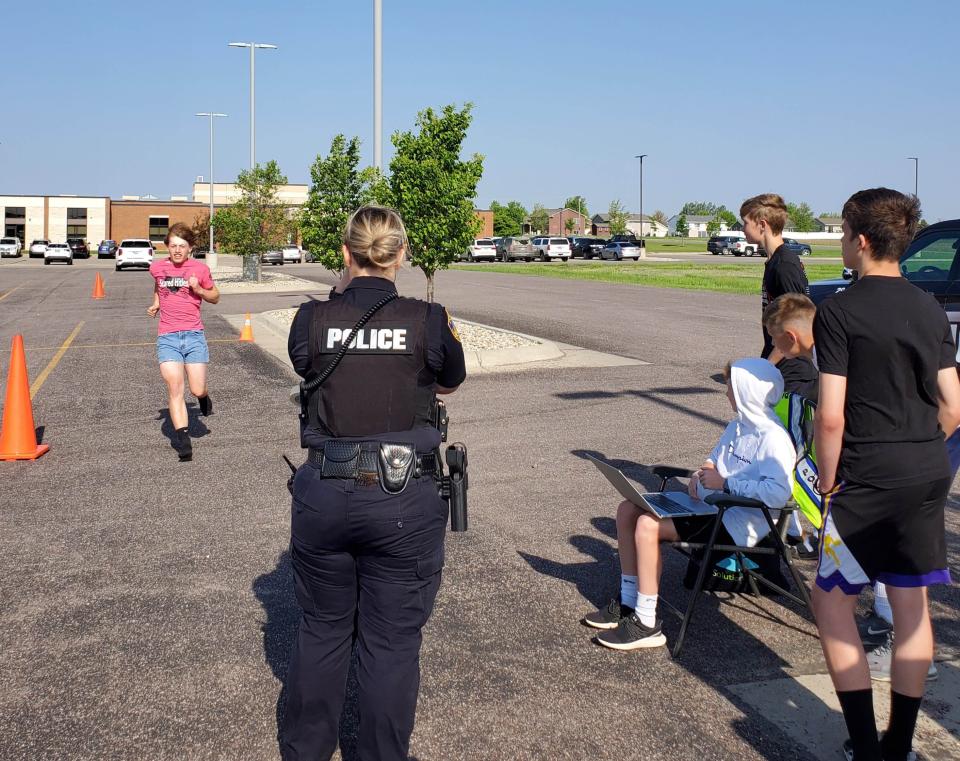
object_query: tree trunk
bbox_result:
[426,273,435,303]
[242,253,260,282]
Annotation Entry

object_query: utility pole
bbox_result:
[374,0,383,170]
[907,156,919,198]
[196,113,227,270]
[634,154,647,258]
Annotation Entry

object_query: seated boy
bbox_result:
[583,357,795,650]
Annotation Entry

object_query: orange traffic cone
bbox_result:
[0,335,50,461]
[238,313,255,342]
[92,273,105,300]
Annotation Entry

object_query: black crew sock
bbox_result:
[837,689,881,760]
[175,427,192,461]
[197,394,212,416]
[882,691,923,761]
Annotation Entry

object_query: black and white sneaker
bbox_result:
[595,613,667,650]
[197,394,213,416]
[857,611,893,646]
[582,598,632,630]
[843,733,916,761]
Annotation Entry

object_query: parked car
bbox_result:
[783,237,812,256]
[707,235,745,256]
[601,241,642,260]
[0,237,22,257]
[261,249,284,266]
[730,238,761,256]
[115,239,155,271]
[463,238,497,262]
[29,239,50,258]
[568,237,606,259]
[44,242,73,265]
[98,240,118,259]
[67,238,89,258]
[496,236,537,262]
[282,244,302,264]
[809,222,960,343]
[532,236,571,261]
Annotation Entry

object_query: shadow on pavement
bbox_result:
[253,550,367,761]
[155,405,210,453]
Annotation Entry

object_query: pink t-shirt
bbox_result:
[149,258,215,335]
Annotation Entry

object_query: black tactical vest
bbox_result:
[307,296,436,437]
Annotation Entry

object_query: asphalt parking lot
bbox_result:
[1,257,957,760]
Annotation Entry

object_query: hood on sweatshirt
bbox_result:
[728,358,784,434]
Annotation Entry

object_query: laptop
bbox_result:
[586,455,718,519]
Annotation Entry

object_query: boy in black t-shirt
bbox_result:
[740,193,809,365]
[812,189,960,761]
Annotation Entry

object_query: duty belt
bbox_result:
[308,440,438,492]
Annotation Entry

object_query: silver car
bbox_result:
[601,241,641,261]
[496,236,537,262]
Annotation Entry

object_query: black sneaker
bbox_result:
[857,612,893,646]
[174,428,193,462]
[197,394,213,416]
[583,598,632,630]
[844,733,916,761]
[595,613,667,650]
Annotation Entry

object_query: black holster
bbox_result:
[439,442,468,532]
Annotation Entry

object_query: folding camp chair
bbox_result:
[651,466,813,657]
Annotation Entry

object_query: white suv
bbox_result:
[464,238,497,262]
[532,237,571,261]
[44,242,73,265]
[282,244,302,263]
[116,239,155,271]
[0,237,22,257]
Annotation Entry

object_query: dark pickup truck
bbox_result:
[809,219,960,357]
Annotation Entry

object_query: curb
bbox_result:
[238,310,567,376]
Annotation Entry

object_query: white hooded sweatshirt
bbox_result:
[696,358,794,547]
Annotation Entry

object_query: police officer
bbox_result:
[281,205,466,761]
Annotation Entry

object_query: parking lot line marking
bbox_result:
[0,285,23,303]
[30,321,85,400]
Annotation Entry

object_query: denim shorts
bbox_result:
[157,330,209,364]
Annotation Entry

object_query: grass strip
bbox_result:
[451,261,843,296]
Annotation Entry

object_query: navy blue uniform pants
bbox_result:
[280,464,447,761]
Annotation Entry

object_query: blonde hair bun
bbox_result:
[343,205,409,270]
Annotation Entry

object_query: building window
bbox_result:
[66,208,88,238]
[148,216,169,243]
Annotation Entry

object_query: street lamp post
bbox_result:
[228,42,277,169]
[634,154,647,258]
[196,112,227,271]
[907,156,919,198]
[374,0,382,170]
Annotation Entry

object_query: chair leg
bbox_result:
[672,510,725,657]
[763,509,812,610]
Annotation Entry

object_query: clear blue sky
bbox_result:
[4,0,958,221]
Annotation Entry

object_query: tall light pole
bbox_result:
[196,112,227,270]
[228,42,277,169]
[634,154,648,257]
[374,0,383,170]
[907,156,918,198]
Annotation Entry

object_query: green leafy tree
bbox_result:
[608,199,629,236]
[564,195,589,219]
[491,200,527,236]
[786,201,817,232]
[674,213,689,237]
[212,160,289,281]
[650,209,668,226]
[529,204,550,234]
[388,103,484,302]
[564,217,576,235]
[717,208,737,228]
[680,201,720,216]
[918,218,929,230]
[300,134,381,273]
[706,217,722,236]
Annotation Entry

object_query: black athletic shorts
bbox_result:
[816,477,952,595]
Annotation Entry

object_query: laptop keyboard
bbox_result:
[644,493,690,515]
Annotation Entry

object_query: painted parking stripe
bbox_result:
[0,285,23,303]
[29,322,85,400]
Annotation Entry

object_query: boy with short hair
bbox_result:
[582,358,794,650]
[813,188,960,761]
[741,193,810,369]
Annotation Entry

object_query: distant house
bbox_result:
[523,208,588,236]
[816,216,843,233]
[667,214,727,237]
[591,213,667,238]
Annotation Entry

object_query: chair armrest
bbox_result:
[704,493,767,510]
[652,466,694,480]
